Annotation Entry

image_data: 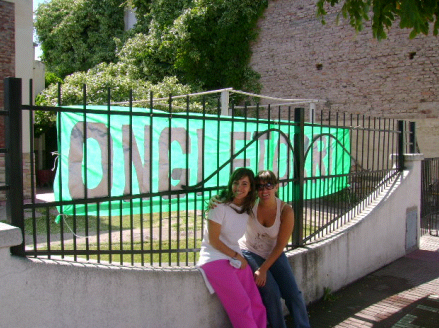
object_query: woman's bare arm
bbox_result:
[208,219,248,269]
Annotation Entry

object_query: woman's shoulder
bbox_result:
[279,199,293,216]
[208,202,227,215]
[279,199,291,208]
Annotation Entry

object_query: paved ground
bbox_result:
[288,234,439,328]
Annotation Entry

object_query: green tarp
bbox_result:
[54,105,350,216]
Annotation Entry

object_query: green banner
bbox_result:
[54,105,350,216]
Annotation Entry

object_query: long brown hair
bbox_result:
[218,168,256,214]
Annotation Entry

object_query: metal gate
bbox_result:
[2,77,416,266]
[421,157,439,236]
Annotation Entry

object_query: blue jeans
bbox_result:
[242,250,310,328]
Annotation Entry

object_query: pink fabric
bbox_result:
[202,260,267,328]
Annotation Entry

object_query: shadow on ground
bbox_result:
[295,250,439,328]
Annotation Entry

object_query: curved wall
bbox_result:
[0,155,422,327]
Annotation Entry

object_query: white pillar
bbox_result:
[309,102,316,123]
[220,90,230,116]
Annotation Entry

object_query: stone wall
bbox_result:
[250,0,439,123]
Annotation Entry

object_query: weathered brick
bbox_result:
[0,1,15,201]
[251,0,439,120]
[0,0,15,152]
[250,0,439,156]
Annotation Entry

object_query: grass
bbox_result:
[23,206,204,266]
[13,200,347,266]
[44,239,202,266]
[323,287,338,302]
[24,206,203,235]
[9,204,323,262]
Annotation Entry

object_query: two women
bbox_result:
[197,168,266,328]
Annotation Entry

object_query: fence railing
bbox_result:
[4,77,416,266]
[421,157,439,236]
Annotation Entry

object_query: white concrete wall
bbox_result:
[290,154,423,302]
[0,155,422,328]
[33,59,45,97]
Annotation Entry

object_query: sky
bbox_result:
[33,0,47,60]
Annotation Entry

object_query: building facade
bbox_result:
[250,0,439,157]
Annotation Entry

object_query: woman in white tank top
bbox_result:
[239,170,311,328]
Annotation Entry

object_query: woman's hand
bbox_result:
[208,195,221,209]
[254,268,267,287]
[236,253,248,270]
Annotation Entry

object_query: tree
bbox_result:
[35,62,210,113]
[126,0,268,91]
[169,0,267,91]
[35,0,126,78]
[317,0,439,40]
[35,0,268,96]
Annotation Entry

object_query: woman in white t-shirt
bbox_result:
[239,170,310,328]
[197,168,266,328]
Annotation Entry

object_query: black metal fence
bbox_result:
[421,157,439,236]
[3,78,416,266]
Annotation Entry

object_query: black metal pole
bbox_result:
[4,77,25,256]
[293,107,305,246]
[409,121,416,154]
[397,120,405,171]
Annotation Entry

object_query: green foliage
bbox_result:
[44,72,63,88]
[34,0,268,131]
[34,70,64,136]
[130,0,190,32]
[123,0,268,91]
[35,0,267,93]
[35,0,126,78]
[170,0,267,91]
[316,0,439,40]
[115,32,178,84]
[36,62,195,108]
[34,109,56,137]
[323,287,338,302]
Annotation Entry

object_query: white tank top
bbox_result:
[239,198,283,259]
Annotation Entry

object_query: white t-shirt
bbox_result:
[239,198,282,259]
[197,203,249,267]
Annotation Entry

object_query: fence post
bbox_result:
[397,120,405,171]
[409,121,416,154]
[220,89,230,116]
[293,108,305,246]
[4,77,25,256]
[309,102,316,123]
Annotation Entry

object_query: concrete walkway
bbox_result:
[300,234,439,328]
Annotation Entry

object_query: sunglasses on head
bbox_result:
[256,183,275,191]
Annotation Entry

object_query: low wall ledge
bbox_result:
[404,153,424,162]
[0,222,23,248]
[28,257,200,274]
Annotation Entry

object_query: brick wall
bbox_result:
[0,0,15,149]
[250,0,439,120]
[0,1,15,201]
